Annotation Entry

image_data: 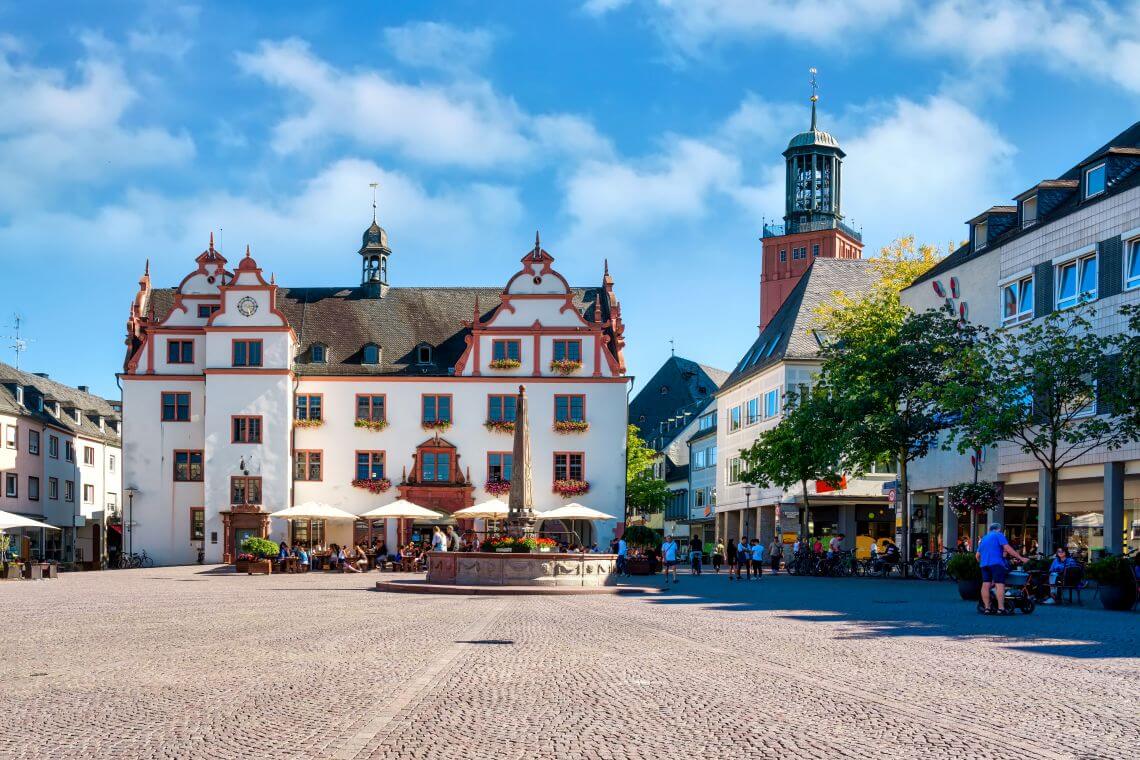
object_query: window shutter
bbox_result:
[1098,235,1123,299]
[1033,261,1053,318]
[1096,353,1121,416]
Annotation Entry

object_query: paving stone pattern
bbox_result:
[0,567,1135,759]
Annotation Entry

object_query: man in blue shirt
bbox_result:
[976,522,1030,615]
[616,536,628,577]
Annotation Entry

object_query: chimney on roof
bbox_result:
[34,372,49,378]
[78,385,89,393]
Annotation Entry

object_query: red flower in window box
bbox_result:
[489,358,522,370]
[552,479,590,497]
[553,420,589,434]
[484,419,515,434]
[351,478,392,494]
[422,420,452,432]
[354,418,388,432]
[485,479,511,496]
[549,359,582,375]
[294,418,325,429]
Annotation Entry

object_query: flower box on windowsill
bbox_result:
[553,479,590,497]
[489,358,521,370]
[352,478,392,494]
[553,420,589,434]
[422,420,452,432]
[354,418,388,432]
[549,359,583,376]
[294,418,325,429]
[484,419,515,434]
[485,480,511,496]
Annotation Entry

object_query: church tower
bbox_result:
[759,70,863,329]
[360,185,391,298]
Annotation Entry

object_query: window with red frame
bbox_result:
[230,476,262,505]
[173,450,203,482]
[488,452,513,481]
[296,395,322,421]
[553,452,584,481]
[491,339,520,361]
[355,451,385,480]
[232,416,262,443]
[167,339,194,364]
[552,339,582,362]
[190,507,205,541]
[355,394,386,422]
[161,392,190,421]
[294,450,322,481]
[487,394,517,422]
[554,394,585,422]
[232,339,263,367]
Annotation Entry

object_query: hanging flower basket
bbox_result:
[553,420,589,434]
[484,419,515,434]
[485,479,511,496]
[354,418,388,432]
[549,359,582,375]
[553,479,590,497]
[294,418,325,429]
[352,478,392,494]
[422,420,452,432]
[489,358,522,370]
[947,481,1001,516]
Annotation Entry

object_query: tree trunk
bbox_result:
[801,478,811,539]
[899,456,911,564]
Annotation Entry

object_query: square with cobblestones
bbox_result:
[1,567,1136,760]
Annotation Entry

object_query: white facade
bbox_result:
[122,235,629,565]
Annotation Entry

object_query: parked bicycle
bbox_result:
[911,550,953,581]
[116,550,154,569]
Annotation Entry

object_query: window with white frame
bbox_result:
[692,449,706,470]
[745,398,759,425]
[727,457,743,485]
[1126,238,1140,291]
[698,412,715,431]
[1055,252,1097,310]
[1021,195,1037,227]
[974,221,988,250]
[1084,163,1106,198]
[763,388,780,418]
[728,406,742,432]
[1001,274,1035,325]
[1065,376,1097,419]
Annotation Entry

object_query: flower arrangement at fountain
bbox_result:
[484,479,511,496]
[422,419,452,432]
[549,359,582,375]
[354,418,388,432]
[484,419,515,434]
[482,536,558,553]
[489,358,522,369]
[553,420,589,434]
[351,478,392,494]
[294,418,325,429]
[553,479,590,497]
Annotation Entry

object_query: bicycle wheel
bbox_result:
[130,556,142,569]
[913,560,932,581]
[142,556,155,569]
[117,555,131,569]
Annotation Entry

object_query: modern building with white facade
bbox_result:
[0,363,122,566]
[685,408,718,545]
[121,218,629,566]
[902,120,1140,557]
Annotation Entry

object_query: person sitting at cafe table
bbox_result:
[1045,546,1079,604]
[297,546,309,571]
[278,541,290,561]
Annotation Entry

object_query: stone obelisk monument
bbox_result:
[507,384,536,538]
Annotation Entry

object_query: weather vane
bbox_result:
[370,182,379,222]
[809,67,819,102]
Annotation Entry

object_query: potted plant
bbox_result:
[553,479,590,497]
[621,525,662,575]
[484,479,511,496]
[553,420,590,434]
[489,358,521,370]
[236,536,277,574]
[352,478,392,494]
[1086,554,1138,611]
[422,419,452,432]
[947,552,981,600]
[294,418,325,429]
[549,359,582,375]
[354,418,388,432]
[484,419,515,434]
[948,481,1000,549]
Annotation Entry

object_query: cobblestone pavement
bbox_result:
[0,567,1136,760]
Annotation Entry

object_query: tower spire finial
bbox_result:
[369,182,378,223]
[209,231,215,252]
[534,229,541,256]
[808,66,819,131]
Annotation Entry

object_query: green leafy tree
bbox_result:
[739,383,845,539]
[625,424,670,523]
[942,307,1138,553]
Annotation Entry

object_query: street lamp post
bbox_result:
[743,484,753,540]
[123,486,138,558]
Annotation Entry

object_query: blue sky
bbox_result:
[1,0,1139,398]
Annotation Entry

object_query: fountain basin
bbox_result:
[426,551,618,587]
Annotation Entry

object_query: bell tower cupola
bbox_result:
[783,67,845,229]
[360,182,391,298]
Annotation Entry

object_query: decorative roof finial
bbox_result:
[144,258,150,277]
[209,231,215,252]
[244,244,251,259]
[809,66,819,131]
[534,229,541,258]
[370,182,379,223]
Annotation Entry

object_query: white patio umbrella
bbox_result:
[451,499,509,520]
[269,502,357,520]
[358,500,445,548]
[536,503,617,522]
[0,509,61,532]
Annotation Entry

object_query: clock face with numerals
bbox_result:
[236,296,259,317]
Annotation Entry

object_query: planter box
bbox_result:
[1098,583,1136,611]
[1,564,20,580]
[43,564,59,579]
[957,579,981,601]
[24,563,43,580]
[236,559,273,575]
[626,557,656,576]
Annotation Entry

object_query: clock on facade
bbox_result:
[236,296,259,317]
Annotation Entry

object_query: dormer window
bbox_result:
[362,344,380,365]
[1084,163,1106,199]
[1021,196,1037,227]
[974,221,988,250]
[417,345,433,364]
[14,386,23,406]
[311,344,327,364]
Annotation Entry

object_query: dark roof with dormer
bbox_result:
[0,361,121,445]
[145,285,610,376]
[721,258,879,395]
[629,356,728,452]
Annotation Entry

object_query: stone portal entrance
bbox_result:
[220,506,270,563]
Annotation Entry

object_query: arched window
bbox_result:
[362,344,380,364]
[311,344,327,363]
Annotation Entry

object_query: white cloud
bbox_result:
[382,21,495,73]
[236,38,609,169]
[582,0,632,15]
[0,39,194,212]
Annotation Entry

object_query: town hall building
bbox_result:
[121,214,629,566]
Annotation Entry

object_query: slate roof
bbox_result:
[909,119,1140,289]
[147,286,610,376]
[720,258,880,395]
[629,356,728,452]
[0,361,121,445]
